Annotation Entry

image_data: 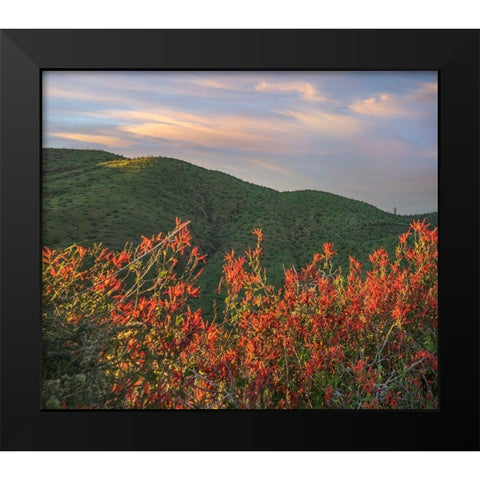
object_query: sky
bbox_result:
[43,71,437,214]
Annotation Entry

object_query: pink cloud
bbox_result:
[44,85,142,107]
[49,132,134,148]
[407,82,438,104]
[349,81,437,117]
[349,93,406,117]
[277,109,362,137]
[190,78,243,91]
[90,108,310,155]
[254,81,326,102]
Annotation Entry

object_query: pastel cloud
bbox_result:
[254,81,325,102]
[94,108,307,155]
[45,87,99,101]
[349,82,437,117]
[44,85,140,108]
[49,132,134,148]
[277,109,362,137]
[407,81,438,104]
[349,93,406,117]
[190,78,243,91]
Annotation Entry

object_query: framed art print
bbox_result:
[1,29,479,450]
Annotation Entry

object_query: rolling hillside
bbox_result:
[42,148,438,316]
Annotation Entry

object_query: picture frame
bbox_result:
[1,29,478,451]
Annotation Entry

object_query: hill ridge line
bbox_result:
[43,147,436,217]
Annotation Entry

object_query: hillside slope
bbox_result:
[42,148,438,316]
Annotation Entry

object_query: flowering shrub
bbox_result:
[42,219,214,409]
[42,219,437,409]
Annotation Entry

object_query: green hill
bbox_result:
[42,148,438,317]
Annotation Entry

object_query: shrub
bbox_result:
[42,219,437,409]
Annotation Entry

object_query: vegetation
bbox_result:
[43,148,437,317]
[42,219,438,409]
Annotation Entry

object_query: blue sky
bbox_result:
[43,71,437,214]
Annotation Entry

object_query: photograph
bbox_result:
[42,70,438,410]
[2,28,477,451]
